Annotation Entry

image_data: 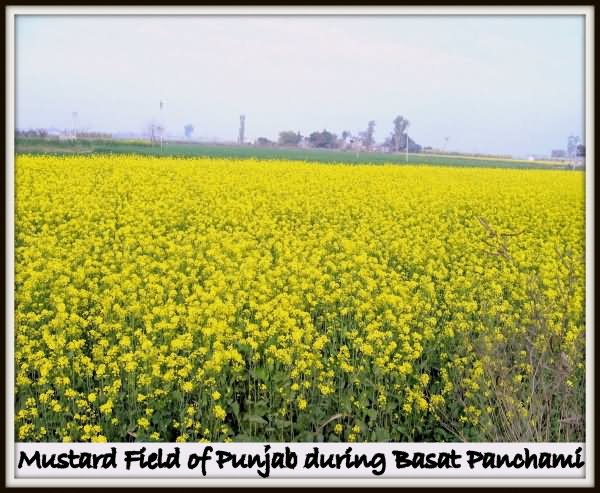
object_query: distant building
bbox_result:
[58,131,77,141]
[46,128,62,138]
[551,149,567,158]
[374,143,391,153]
[398,134,422,153]
[297,137,310,149]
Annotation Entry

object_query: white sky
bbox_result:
[16,15,585,156]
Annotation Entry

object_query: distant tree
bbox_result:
[308,129,338,149]
[567,135,580,157]
[392,115,410,151]
[256,137,274,146]
[361,121,376,150]
[576,144,585,157]
[338,131,355,150]
[18,128,48,138]
[184,124,194,139]
[278,131,303,146]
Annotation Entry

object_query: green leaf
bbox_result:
[273,418,292,428]
[252,367,268,381]
[243,414,267,425]
[342,399,353,414]
[234,434,253,442]
[230,401,240,419]
[375,429,390,441]
[298,431,315,442]
[355,419,367,432]
[249,399,269,416]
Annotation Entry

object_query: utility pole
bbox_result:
[72,111,78,139]
[405,132,409,163]
[238,115,246,145]
[159,100,165,152]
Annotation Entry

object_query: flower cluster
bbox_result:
[15,155,585,442]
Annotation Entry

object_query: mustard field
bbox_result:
[14,155,586,442]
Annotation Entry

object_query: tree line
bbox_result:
[258,115,420,152]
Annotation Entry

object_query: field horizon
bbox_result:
[14,137,577,171]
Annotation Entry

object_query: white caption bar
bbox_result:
[15,442,585,479]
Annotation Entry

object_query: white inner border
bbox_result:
[5,5,594,488]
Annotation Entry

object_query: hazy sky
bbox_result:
[16,15,585,156]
